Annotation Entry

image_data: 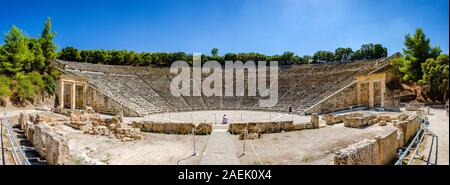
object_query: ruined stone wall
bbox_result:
[373,82,382,107]
[131,121,212,135]
[334,139,378,165]
[305,82,358,114]
[67,109,144,141]
[360,83,370,105]
[43,128,71,165]
[343,113,378,128]
[334,114,420,165]
[375,129,400,165]
[27,123,70,165]
[228,120,314,135]
[86,87,139,117]
[396,116,420,144]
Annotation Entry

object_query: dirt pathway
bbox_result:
[199,124,240,165]
[423,108,449,165]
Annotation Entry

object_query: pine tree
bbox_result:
[1,26,32,75]
[400,28,440,82]
[40,17,57,62]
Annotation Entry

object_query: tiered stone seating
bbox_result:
[164,68,207,110]
[140,68,192,111]
[77,72,161,116]
[113,75,174,112]
[200,73,223,110]
[59,57,385,115]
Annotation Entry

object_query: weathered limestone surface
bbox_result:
[305,83,358,114]
[343,113,378,128]
[63,108,144,141]
[405,102,425,111]
[195,123,212,135]
[25,122,35,144]
[334,139,378,165]
[131,121,211,135]
[31,124,70,165]
[55,57,389,116]
[334,113,420,165]
[43,129,71,165]
[311,113,320,128]
[33,124,52,157]
[239,132,261,140]
[228,121,313,135]
[322,114,344,125]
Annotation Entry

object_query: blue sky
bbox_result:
[1,0,448,56]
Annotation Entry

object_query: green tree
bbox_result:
[59,47,80,61]
[79,50,92,63]
[42,74,56,94]
[334,47,353,62]
[280,51,298,64]
[419,54,449,101]
[352,43,387,61]
[28,38,46,72]
[91,50,109,64]
[400,28,441,82]
[223,53,237,61]
[40,17,57,61]
[141,52,153,66]
[27,71,44,90]
[313,51,334,63]
[16,78,35,99]
[303,55,313,63]
[0,75,12,97]
[211,48,218,57]
[1,26,32,76]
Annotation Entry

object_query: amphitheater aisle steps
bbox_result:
[164,69,208,110]
[199,124,240,165]
[110,75,165,114]
[142,68,192,111]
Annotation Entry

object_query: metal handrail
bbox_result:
[1,117,31,165]
[394,113,438,165]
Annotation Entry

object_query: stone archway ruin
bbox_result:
[55,74,88,110]
[356,73,386,108]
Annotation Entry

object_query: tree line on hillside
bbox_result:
[0,18,59,105]
[58,43,387,66]
[389,28,449,102]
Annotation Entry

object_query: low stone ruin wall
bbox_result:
[228,120,315,135]
[405,102,425,111]
[131,121,212,135]
[53,106,144,141]
[322,114,345,125]
[343,113,378,128]
[228,114,319,135]
[334,114,420,165]
[18,106,146,165]
[19,113,70,165]
[66,107,143,141]
[323,112,395,128]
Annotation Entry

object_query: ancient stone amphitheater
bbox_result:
[7,55,436,166]
[52,57,393,117]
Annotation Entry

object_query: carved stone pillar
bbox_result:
[369,81,374,108]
